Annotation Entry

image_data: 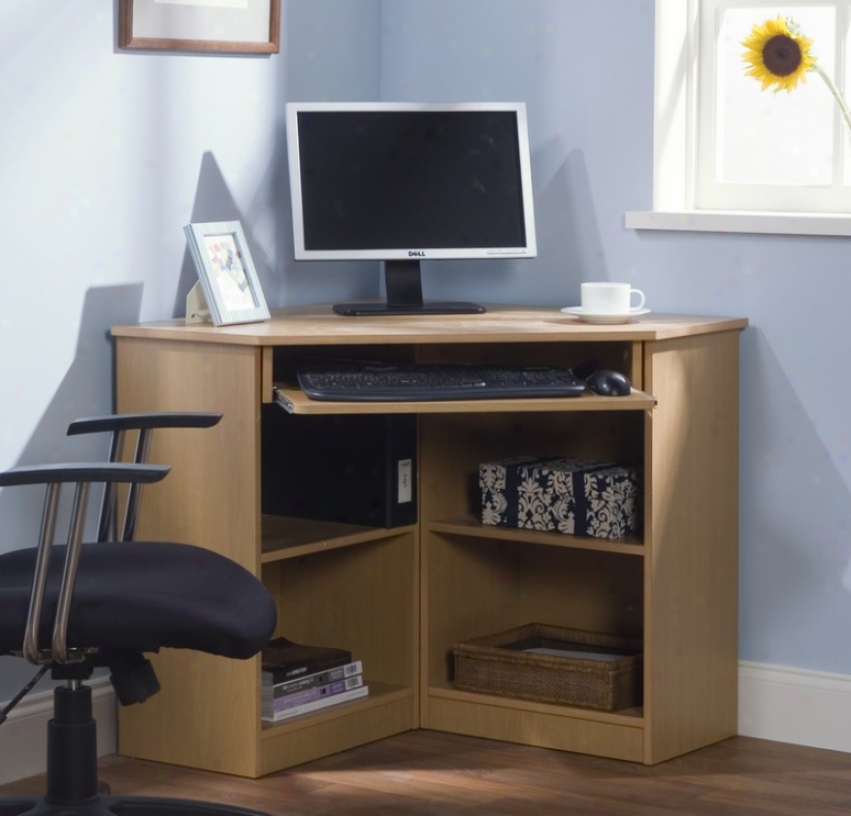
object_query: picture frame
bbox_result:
[119,0,281,54]
[184,221,271,326]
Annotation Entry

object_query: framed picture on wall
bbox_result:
[119,0,281,54]
[184,221,271,326]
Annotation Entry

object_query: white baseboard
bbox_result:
[0,677,116,786]
[1,662,849,786]
[739,660,851,753]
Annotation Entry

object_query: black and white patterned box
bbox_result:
[479,456,641,540]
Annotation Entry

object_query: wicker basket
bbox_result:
[452,623,642,712]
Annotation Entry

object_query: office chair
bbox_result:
[0,412,278,816]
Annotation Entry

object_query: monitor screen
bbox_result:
[285,102,537,316]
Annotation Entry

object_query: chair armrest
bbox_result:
[66,412,222,436]
[0,462,169,487]
[0,462,172,664]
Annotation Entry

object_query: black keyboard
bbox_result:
[296,362,586,402]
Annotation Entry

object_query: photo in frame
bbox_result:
[184,221,270,326]
[119,0,281,54]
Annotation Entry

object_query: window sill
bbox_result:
[625,210,851,237]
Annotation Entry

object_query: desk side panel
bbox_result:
[115,337,263,777]
[644,331,740,764]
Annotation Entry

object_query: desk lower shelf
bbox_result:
[429,515,644,555]
[259,683,415,776]
[261,515,415,562]
[261,514,645,562]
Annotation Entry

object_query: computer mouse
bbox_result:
[586,369,631,397]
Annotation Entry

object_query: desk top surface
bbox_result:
[112,304,748,346]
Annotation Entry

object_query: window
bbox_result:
[626,0,851,234]
[699,1,850,212]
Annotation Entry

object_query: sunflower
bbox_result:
[741,17,816,93]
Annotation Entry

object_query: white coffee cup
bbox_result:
[580,282,646,315]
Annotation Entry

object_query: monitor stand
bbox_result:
[332,260,486,317]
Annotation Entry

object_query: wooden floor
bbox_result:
[3,731,851,815]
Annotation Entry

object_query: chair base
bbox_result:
[0,796,270,816]
[0,685,271,816]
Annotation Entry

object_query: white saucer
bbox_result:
[560,307,651,325]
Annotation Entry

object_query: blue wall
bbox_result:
[0,0,381,698]
[381,0,851,674]
[1,0,850,703]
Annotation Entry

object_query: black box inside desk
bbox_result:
[261,407,417,528]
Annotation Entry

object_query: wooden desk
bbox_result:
[112,305,747,776]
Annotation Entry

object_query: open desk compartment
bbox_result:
[420,410,646,544]
[452,622,643,712]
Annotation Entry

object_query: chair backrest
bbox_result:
[0,462,170,664]
[67,412,222,543]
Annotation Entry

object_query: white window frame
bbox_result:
[625,0,851,235]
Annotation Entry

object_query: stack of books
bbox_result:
[261,637,368,723]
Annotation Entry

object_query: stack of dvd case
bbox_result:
[261,637,368,723]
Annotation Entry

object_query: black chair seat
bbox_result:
[0,542,276,659]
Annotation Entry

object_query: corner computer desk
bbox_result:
[111,304,748,778]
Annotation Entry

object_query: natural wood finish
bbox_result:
[419,411,645,522]
[263,534,417,689]
[643,331,740,764]
[428,515,644,556]
[273,384,655,414]
[423,534,644,693]
[628,340,645,388]
[4,732,850,816]
[111,304,748,346]
[261,347,274,403]
[111,306,745,774]
[260,683,409,735]
[115,337,419,777]
[260,531,419,770]
[260,514,415,562]
[257,689,414,776]
[115,338,262,570]
[426,696,645,762]
[118,0,281,54]
[431,686,644,725]
[115,338,263,777]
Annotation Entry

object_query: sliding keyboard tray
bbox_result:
[295,362,587,402]
[274,384,655,415]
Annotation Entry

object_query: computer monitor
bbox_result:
[285,102,537,316]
